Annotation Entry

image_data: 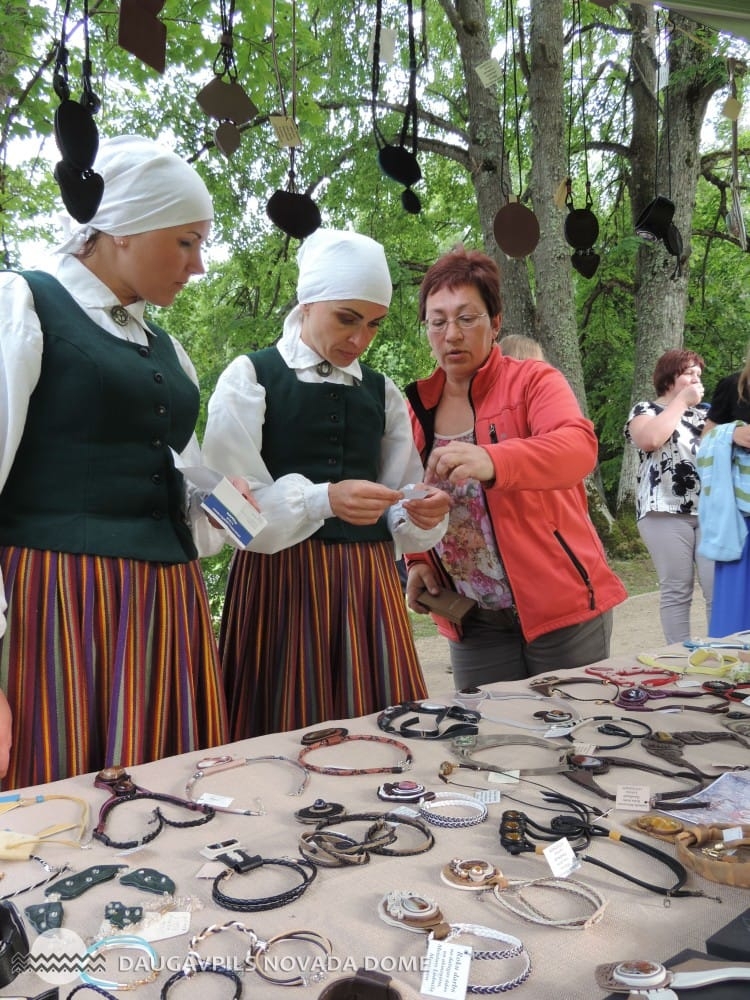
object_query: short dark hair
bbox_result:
[418,244,502,322]
[653,349,705,396]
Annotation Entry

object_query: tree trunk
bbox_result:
[440,0,536,337]
[617,11,724,510]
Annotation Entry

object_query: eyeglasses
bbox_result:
[424,313,488,334]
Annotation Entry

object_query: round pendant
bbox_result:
[612,960,666,988]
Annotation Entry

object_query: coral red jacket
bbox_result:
[405,346,627,644]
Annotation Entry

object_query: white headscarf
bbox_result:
[283,229,393,342]
[56,135,214,254]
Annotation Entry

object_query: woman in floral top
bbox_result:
[624,349,713,643]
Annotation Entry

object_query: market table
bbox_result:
[2,639,750,1000]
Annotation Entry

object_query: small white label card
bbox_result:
[196,791,234,808]
[473,788,502,804]
[138,911,192,942]
[723,825,744,844]
[570,741,597,756]
[542,836,580,877]
[615,783,651,811]
[475,58,502,87]
[269,115,302,147]
[368,26,396,64]
[487,768,519,784]
[421,937,472,999]
[201,477,267,547]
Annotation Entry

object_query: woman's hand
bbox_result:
[0,691,12,779]
[425,442,495,485]
[406,564,442,614]
[227,476,261,511]
[402,486,451,529]
[329,480,403,524]
[733,424,750,449]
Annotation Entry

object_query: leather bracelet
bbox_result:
[254,929,333,986]
[67,987,119,1000]
[491,875,608,930]
[317,968,403,1000]
[80,935,159,991]
[298,830,376,867]
[160,960,242,999]
[298,732,413,775]
[563,715,652,750]
[528,675,619,703]
[186,918,260,969]
[417,792,488,829]
[430,923,532,994]
[313,811,435,856]
[377,701,480,739]
[212,856,317,912]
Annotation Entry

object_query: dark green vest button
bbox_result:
[138,346,150,357]
[153,372,164,383]
[155,404,167,416]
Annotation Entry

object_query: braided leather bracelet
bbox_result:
[429,923,532,994]
[312,811,435,856]
[298,731,414,775]
[160,961,242,999]
[418,792,488,829]
[212,856,317,912]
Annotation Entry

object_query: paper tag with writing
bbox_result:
[475,58,502,87]
[543,837,580,877]
[487,768,519,784]
[472,788,501,804]
[269,115,302,147]
[138,911,191,942]
[196,792,234,808]
[571,741,597,756]
[195,861,225,879]
[723,825,744,843]
[616,783,651,811]
[675,677,703,688]
[421,938,472,998]
[546,724,574,738]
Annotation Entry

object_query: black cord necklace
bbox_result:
[499,790,713,900]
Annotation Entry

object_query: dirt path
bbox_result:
[416,587,710,695]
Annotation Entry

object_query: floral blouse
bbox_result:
[624,401,706,519]
[430,429,514,610]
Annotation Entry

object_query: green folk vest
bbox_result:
[0,271,199,563]
[251,346,391,543]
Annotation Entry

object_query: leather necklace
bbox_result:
[92,767,215,849]
[499,791,712,899]
[561,752,706,805]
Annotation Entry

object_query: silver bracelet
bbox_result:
[418,792,488,828]
[428,923,531,994]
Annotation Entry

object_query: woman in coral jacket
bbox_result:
[405,246,627,690]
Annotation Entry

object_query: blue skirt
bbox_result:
[710,514,750,637]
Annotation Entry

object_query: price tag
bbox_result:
[487,768,519,784]
[615,783,651,811]
[196,792,234,808]
[475,58,502,87]
[269,115,302,147]
[723,825,744,843]
[472,788,502,804]
[543,837,580,877]
[421,937,472,998]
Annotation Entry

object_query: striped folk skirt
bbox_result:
[0,546,228,790]
[220,539,428,739]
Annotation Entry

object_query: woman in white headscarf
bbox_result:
[203,228,450,738]
[0,135,233,788]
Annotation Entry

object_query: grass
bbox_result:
[407,554,658,639]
